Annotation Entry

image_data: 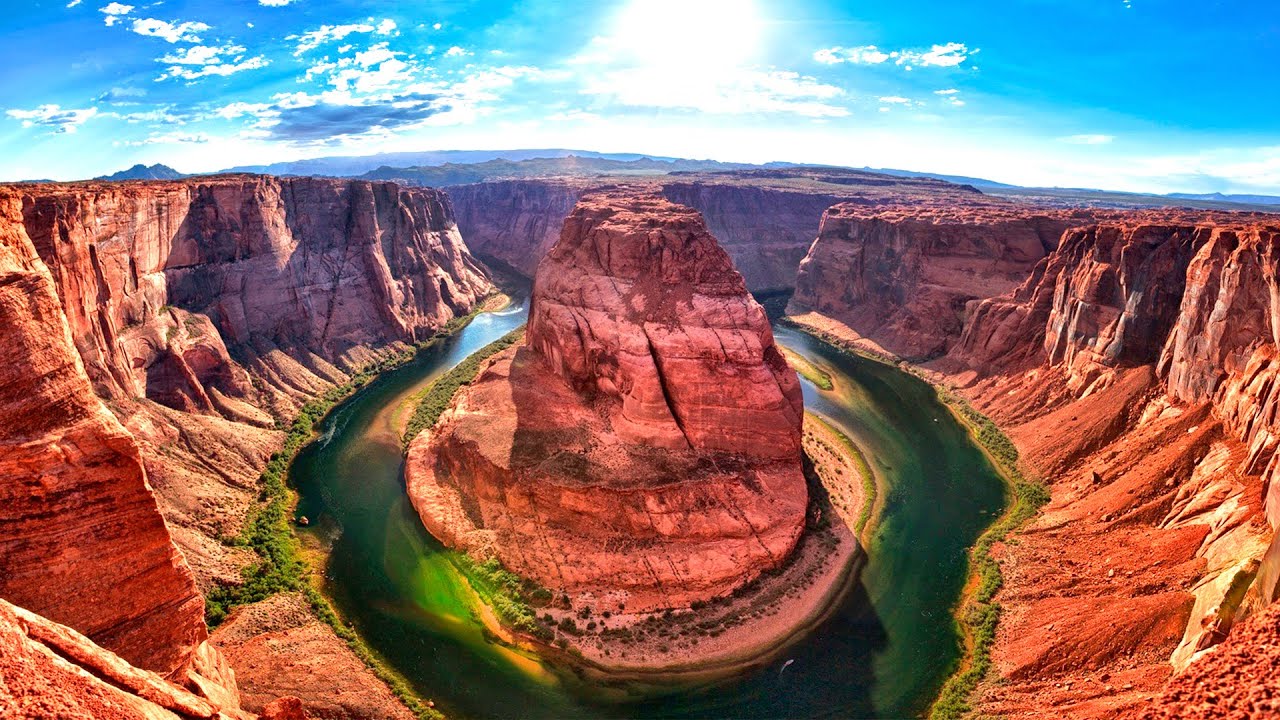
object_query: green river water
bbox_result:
[291,300,1006,719]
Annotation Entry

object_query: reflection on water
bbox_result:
[291,304,1005,719]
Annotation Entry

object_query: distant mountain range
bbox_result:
[1166,192,1280,206]
[95,163,184,181]
[82,151,1280,211]
[359,155,775,186]
[218,149,791,178]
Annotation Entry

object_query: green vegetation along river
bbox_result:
[291,301,1006,719]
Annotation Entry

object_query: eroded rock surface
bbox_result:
[932,214,1280,718]
[407,189,807,612]
[787,201,1089,359]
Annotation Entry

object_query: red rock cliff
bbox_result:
[406,189,807,612]
[0,176,492,717]
[447,168,984,292]
[787,201,1087,359]
[0,193,206,675]
[936,214,1280,718]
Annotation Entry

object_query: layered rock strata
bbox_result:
[0,176,491,718]
[933,215,1280,717]
[407,189,807,612]
[0,195,206,675]
[446,167,985,292]
[2,177,491,590]
[786,201,1091,359]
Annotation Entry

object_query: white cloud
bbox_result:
[131,18,210,43]
[258,0,297,6]
[6,105,98,134]
[815,46,889,65]
[814,42,976,70]
[99,2,133,26]
[1060,134,1115,145]
[160,56,269,81]
[432,22,442,30]
[67,0,83,7]
[159,43,244,65]
[118,131,211,146]
[444,46,471,57]
[879,96,912,105]
[934,88,959,95]
[584,68,848,117]
[291,19,396,55]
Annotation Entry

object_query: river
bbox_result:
[291,300,1006,719]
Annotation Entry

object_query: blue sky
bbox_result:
[2,0,1277,192]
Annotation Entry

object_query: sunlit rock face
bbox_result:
[407,189,807,612]
[934,212,1280,718]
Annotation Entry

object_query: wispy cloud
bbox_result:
[258,0,298,6]
[291,19,397,55]
[155,43,270,81]
[814,42,977,70]
[6,105,98,134]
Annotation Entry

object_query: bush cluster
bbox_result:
[402,329,525,448]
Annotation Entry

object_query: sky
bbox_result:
[1,0,1278,193]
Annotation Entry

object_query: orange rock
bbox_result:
[407,189,807,611]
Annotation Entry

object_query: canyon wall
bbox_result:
[786,201,1088,359]
[0,177,492,718]
[7,176,492,591]
[407,189,807,612]
[447,169,984,293]
[935,216,1280,717]
[0,193,206,675]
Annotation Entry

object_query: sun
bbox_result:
[609,0,765,70]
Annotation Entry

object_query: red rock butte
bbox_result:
[406,188,807,612]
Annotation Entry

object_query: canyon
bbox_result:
[0,176,491,719]
[3,164,1280,720]
[446,167,982,292]
[405,189,808,614]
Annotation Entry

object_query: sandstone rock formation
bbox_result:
[1,177,492,591]
[0,598,259,720]
[0,176,491,718]
[447,167,985,292]
[407,189,807,612]
[787,201,1089,359]
[933,214,1280,717]
[0,194,206,675]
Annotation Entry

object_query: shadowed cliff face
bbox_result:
[2,176,493,595]
[407,189,807,612]
[19,176,490,415]
[786,201,1088,359]
[935,215,1280,718]
[446,170,984,293]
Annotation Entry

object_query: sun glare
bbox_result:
[611,0,764,70]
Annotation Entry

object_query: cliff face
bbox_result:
[2,177,492,592]
[447,179,582,277]
[936,216,1280,717]
[406,189,807,612]
[659,182,845,291]
[22,176,490,414]
[447,169,982,293]
[786,202,1085,359]
[0,177,492,718]
[0,194,206,675]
